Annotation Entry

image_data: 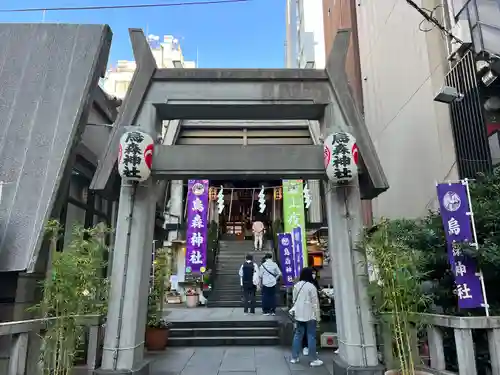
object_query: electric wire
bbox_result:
[0,0,249,13]
[405,0,463,44]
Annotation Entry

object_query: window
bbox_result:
[69,171,89,203]
[451,0,470,17]
[63,203,86,248]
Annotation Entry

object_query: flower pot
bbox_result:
[145,326,169,351]
[385,371,432,375]
[186,294,199,308]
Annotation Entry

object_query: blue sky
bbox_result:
[0,0,286,68]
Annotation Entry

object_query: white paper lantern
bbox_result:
[324,132,359,184]
[118,130,154,182]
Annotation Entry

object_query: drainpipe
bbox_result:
[112,182,137,370]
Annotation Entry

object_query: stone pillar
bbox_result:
[307,179,322,223]
[99,180,156,373]
[324,179,379,368]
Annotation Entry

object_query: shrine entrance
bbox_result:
[211,180,282,238]
[90,28,389,375]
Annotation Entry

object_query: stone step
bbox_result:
[207,301,263,308]
[170,320,279,329]
[170,327,278,338]
[168,336,280,346]
[206,300,284,308]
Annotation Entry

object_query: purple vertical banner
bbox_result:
[436,183,473,243]
[447,243,484,308]
[185,180,209,274]
[437,182,484,309]
[292,227,304,278]
[278,233,295,287]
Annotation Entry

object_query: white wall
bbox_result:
[286,0,325,69]
[285,0,298,68]
[357,0,458,218]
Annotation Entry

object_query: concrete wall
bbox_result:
[356,0,458,218]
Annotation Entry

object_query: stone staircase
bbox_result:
[208,239,282,308]
[169,319,281,346]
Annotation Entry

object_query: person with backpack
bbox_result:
[238,254,260,314]
[259,253,282,315]
[289,267,323,367]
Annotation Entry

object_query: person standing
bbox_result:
[259,253,281,315]
[239,254,260,314]
[289,267,323,367]
[302,268,321,356]
[252,219,265,251]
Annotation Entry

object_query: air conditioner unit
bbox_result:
[450,19,473,56]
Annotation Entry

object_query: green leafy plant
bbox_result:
[362,219,432,375]
[147,248,171,329]
[31,220,110,375]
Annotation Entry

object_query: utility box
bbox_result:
[320,332,338,348]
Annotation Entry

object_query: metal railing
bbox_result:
[0,314,103,375]
[380,313,500,375]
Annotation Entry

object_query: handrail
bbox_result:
[379,313,500,375]
[1,314,104,375]
[0,314,102,336]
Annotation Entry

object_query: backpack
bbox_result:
[242,262,255,288]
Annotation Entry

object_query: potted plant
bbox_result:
[362,219,432,375]
[31,221,110,375]
[185,287,199,308]
[145,248,171,350]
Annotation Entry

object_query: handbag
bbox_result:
[289,281,307,321]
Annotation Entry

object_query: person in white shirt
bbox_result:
[252,220,265,251]
[238,254,260,314]
[289,267,323,367]
[259,253,282,315]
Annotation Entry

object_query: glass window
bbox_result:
[475,0,500,29]
[94,195,102,213]
[64,203,86,249]
[468,0,479,27]
[69,173,89,204]
[488,132,500,166]
[452,0,470,17]
[477,23,500,54]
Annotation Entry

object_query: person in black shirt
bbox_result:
[238,254,259,314]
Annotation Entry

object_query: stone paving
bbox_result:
[149,346,335,375]
[164,307,283,322]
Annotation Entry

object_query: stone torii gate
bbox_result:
[91,29,389,375]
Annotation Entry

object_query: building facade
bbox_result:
[440,0,500,178]
[320,0,500,219]
[285,0,326,69]
[102,34,195,99]
[319,0,458,219]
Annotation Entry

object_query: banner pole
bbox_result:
[228,188,234,224]
[250,188,255,220]
[463,178,490,316]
